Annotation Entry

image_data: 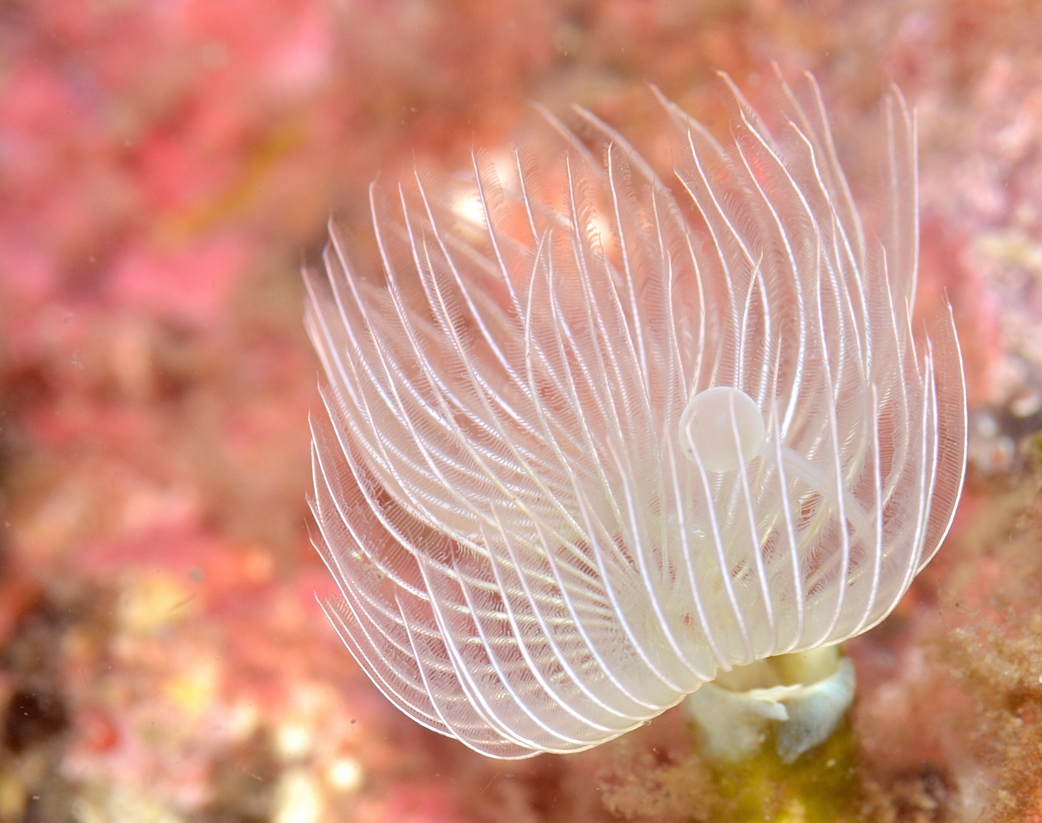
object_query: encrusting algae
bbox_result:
[939,473,1042,823]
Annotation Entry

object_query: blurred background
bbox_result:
[2,0,1042,821]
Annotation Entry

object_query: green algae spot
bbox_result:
[700,720,859,823]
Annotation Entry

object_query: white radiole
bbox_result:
[305,70,968,759]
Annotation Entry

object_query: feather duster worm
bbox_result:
[304,71,967,759]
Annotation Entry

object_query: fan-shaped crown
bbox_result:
[305,71,967,759]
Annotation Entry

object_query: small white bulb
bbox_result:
[680,386,766,473]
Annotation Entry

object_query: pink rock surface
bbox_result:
[2,0,1042,820]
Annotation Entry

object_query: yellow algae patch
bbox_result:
[272,769,324,823]
[162,658,220,717]
[117,571,199,636]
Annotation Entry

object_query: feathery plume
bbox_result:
[305,70,967,759]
